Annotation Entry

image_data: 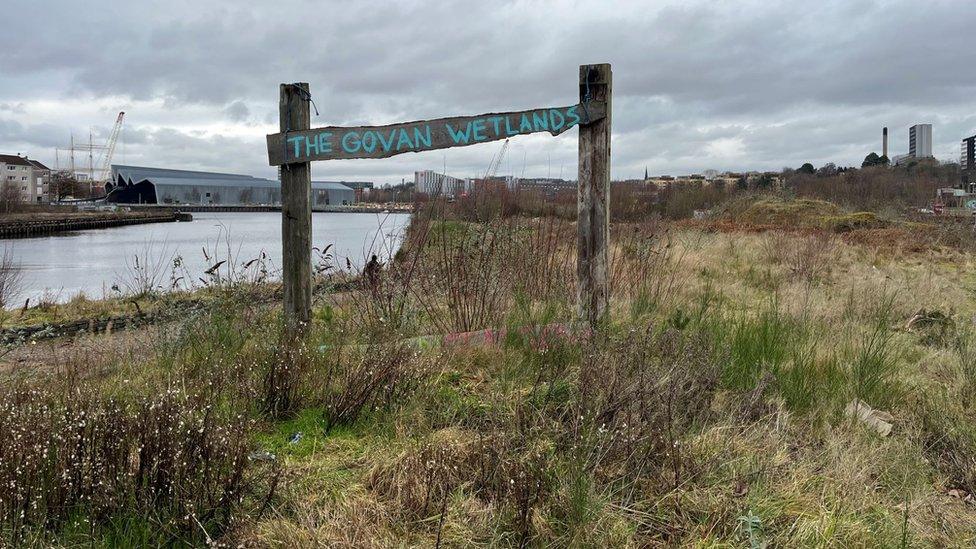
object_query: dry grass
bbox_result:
[254,211,976,547]
[0,375,275,546]
[4,195,976,546]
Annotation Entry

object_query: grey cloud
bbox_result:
[0,103,26,114]
[2,0,976,182]
[0,118,68,149]
[223,100,250,123]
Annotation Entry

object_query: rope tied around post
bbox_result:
[282,83,320,165]
[579,65,597,125]
[289,83,320,117]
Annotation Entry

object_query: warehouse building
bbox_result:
[414,170,469,197]
[105,165,355,208]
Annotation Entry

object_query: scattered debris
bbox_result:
[737,511,768,549]
[905,308,953,345]
[288,432,303,445]
[248,451,276,462]
[947,488,974,504]
[845,399,893,437]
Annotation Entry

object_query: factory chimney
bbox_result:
[882,127,888,158]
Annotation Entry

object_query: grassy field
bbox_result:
[2,194,976,547]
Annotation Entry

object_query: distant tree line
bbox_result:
[861,152,890,168]
[785,161,957,211]
[360,182,415,204]
[417,153,960,223]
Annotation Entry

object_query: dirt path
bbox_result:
[0,320,175,375]
[0,286,352,375]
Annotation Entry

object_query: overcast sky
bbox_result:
[1,0,974,184]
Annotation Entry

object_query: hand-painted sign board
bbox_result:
[273,63,611,339]
[266,101,607,166]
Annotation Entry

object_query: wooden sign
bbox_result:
[273,63,610,342]
[266,101,607,166]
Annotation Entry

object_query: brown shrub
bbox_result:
[325,214,433,338]
[574,328,721,489]
[0,380,274,544]
[502,216,576,304]
[412,220,509,334]
[411,215,575,334]
[770,233,837,282]
[320,343,425,432]
[788,163,955,212]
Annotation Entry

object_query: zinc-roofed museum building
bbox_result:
[105,165,356,208]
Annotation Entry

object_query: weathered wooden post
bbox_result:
[577,63,611,328]
[279,83,313,341]
[267,74,611,338]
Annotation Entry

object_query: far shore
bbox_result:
[0,208,180,238]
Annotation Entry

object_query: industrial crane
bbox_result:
[95,111,125,193]
[483,138,510,182]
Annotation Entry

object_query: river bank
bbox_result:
[1,210,410,307]
[0,203,412,240]
[125,202,414,214]
[0,209,180,238]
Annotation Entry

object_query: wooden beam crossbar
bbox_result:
[267,101,607,165]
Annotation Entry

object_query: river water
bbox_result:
[3,212,411,306]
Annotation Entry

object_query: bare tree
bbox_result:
[0,182,23,214]
[0,245,23,309]
[49,170,80,201]
[816,162,839,177]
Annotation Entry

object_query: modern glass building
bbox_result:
[909,124,933,158]
[962,135,976,192]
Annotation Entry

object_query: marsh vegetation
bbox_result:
[2,185,976,547]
